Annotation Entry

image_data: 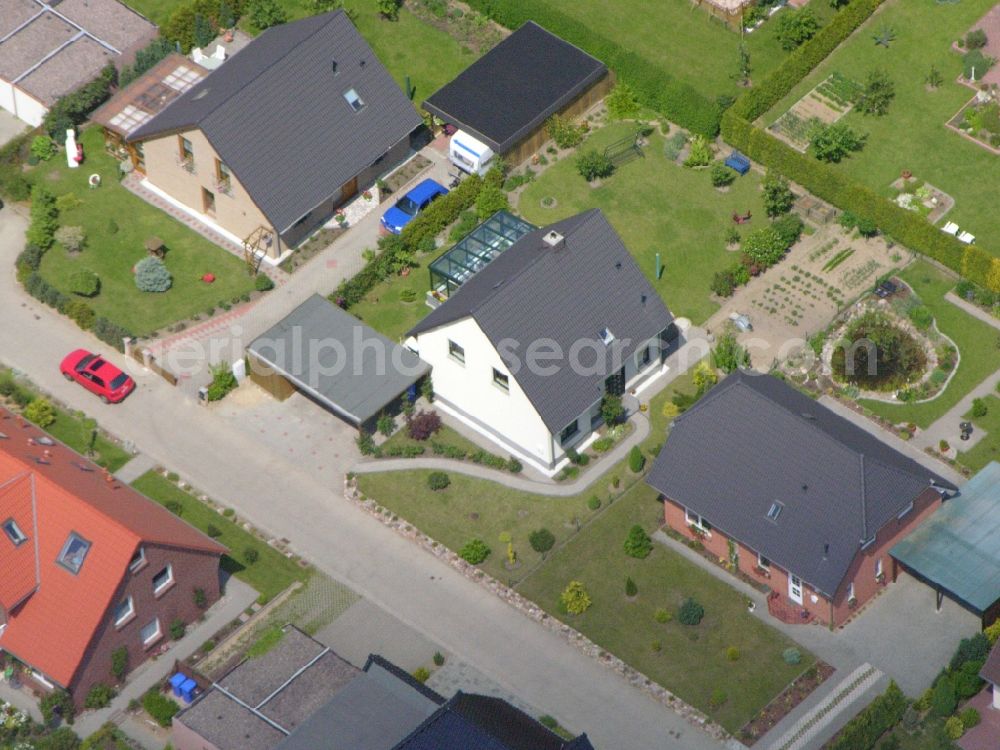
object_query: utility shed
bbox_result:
[246,294,429,429]
[422,21,610,165]
[892,461,1000,625]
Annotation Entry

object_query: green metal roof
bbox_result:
[891,462,1000,613]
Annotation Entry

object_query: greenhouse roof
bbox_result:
[429,211,535,291]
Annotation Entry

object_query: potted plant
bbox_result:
[334,212,347,226]
[362,189,373,201]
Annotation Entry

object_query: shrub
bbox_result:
[193,587,208,608]
[944,716,965,740]
[576,149,614,181]
[762,170,794,217]
[475,183,509,219]
[827,681,906,750]
[134,256,172,292]
[782,647,802,665]
[120,36,175,86]
[111,646,128,681]
[459,538,490,564]
[601,393,625,425]
[678,597,705,625]
[907,305,933,331]
[856,68,895,116]
[92,317,133,351]
[776,8,820,50]
[547,114,584,148]
[625,576,638,597]
[529,528,556,553]
[243,547,259,564]
[428,471,451,491]
[25,398,56,427]
[966,28,988,50]
[654,607,671,623]
[587,495,602,510]
[952,634,990,669]
[961,707,981,729]
[954,662,984,699]
[560,580,592,615]
[142,689,179,727]
[85,683,115,709]
[245,0,286,29]
[726,646,740,661]
[55,225,86,253]
[206,524,222,538]
[772,213,804,248]
[507,456,523,473]
[27,185,58,250]
[357,431,376,455]
[744,226,787,267]
[408,410,442,440]
[433,651,445,667]
[711,268,737,298]
[692,361,718,394]
[712,332,750,373]
[628,445,646,473]
[972,398,988,419]
[43,64,116,138]
[709,688,728,708]
[684,134,713,167]
[206,362,237,401]
[606,82,641,119]
[376,412,395,436]
[31,135,57,161]
[710,162,736,187]
[255,273,274,292]
[169,618,186,640]
[931,674,957,718]
[68,269,99,297]
[623,524,653,558]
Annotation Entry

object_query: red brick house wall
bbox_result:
[67,543,221,708]
[662,486,942,628]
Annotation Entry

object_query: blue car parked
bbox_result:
[380,178,448,235]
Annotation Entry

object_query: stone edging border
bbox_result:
[343,477,735,746]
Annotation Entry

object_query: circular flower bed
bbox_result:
[829,310,927,392]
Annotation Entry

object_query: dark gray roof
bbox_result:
[276,659,443,750]
[248,294,429,425]
[422,21,606,154]
[394,692,593,750]
[409,210,673,433]
[646,371,955,597]
[129,10,421,233]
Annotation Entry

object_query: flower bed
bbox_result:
[739,662,836,745]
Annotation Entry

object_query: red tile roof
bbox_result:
[0,408,224,687]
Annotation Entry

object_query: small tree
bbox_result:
[459,538,490,564]
[576,149,614,181]
[931,675,958,718]
[628,445,646,474]
[712,332,750,373]
[69,269,99,297]
[678,597,705,625]
[246,0,287,29]
[134,256,172,292]
[605,82,640,119]
[31,135,57,161]
[546,114,584,148]
[692,361,718,395]
[408,410,442,440]
[808,121,866,163]
[625,576,638,597]
[27,185,58,250]
[560,580,592,615]
[600,393,625,425]
[926,65,944,89]
[529,528,555,553]
[683,135,712,167]
[111,646,129,681]
[972,398,989,418]
[776,8,820,50]
[762,170,794,216]
[85,683,115,709]
[623,524,652,558]
[966,28,988,50]
[25,397,56,427]
[735,43,751,87]
[856,69,895,116]
[40,689,75,725]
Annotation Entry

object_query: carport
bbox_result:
[891,461,1000,626]
[246,294,429,431]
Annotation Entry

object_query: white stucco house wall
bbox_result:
[406,209,679,475]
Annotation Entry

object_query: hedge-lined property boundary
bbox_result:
[460,0,721,136]
[722,0,1000,291]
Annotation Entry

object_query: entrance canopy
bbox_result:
[892,462,1000,616]
[247,294,429,427]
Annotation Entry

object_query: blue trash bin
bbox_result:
[169,672,186,697]
[180,678,197,703]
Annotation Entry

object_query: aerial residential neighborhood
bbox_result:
[3,0,1000,748]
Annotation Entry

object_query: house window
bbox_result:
[560,420,580,446]
[215,159,232,193]
[685,507,712,532]
[757,553,771,570]
[343,88,365,112]
[114,596,135,627]
[448,340,465,364]
[766,501,783,522]
[57,533,91,574]
[139,618,161,647]
[492,368,509,393]
[2,518,27,546]
[178,136,194,171]
[637,345,652,369]
[848,582,856,601]
[129,546,146,572]
[152,565,174,595]
[202,187,216,215]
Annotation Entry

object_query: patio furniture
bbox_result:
[958,231,975,244]
[942,221,959,236]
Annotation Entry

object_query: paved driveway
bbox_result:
[0,109,27,149]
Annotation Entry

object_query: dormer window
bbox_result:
[57,532,91,574]
[766,501,783,522]
[129,546,146,572]
[344,88,364,112]
[2,518,27,546]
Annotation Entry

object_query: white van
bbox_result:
[449,129,495,176]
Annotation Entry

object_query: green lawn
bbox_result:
[132,471,311,603]
[535,0,833,103]
[762,0,1000,258]
[380,422,485,456]
[46,406,133,472]
[355,367,812,732]
[861,261,1000,427]
[29,128,256,336]
[123,0,473,114]
[958,395,1000,473]
[516,482,813,734]
[519,122,768,324]
[350,252,436,342]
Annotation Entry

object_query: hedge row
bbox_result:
[460,0,720,136]
[722,0,1000,290]
[828,680,906,750]
[43,64,117,139]
[331,170,496,308]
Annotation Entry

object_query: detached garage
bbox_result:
[422,21,610,168]
[246,294,429,431]
[892,461,1000,626]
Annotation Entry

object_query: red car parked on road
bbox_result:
[60,349,135,403]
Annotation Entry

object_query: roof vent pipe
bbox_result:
[331,59,338,74]
[823,543,829,557]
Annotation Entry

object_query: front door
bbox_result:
[788,574,803,604]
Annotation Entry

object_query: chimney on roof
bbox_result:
[823,543,829,558]
[542,230,564,249]
[331,59,338,75]
[641,294,647,305]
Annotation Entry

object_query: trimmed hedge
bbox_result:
[828,680,906,750]
[722,0,1000,290]
[460,0,720,136]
